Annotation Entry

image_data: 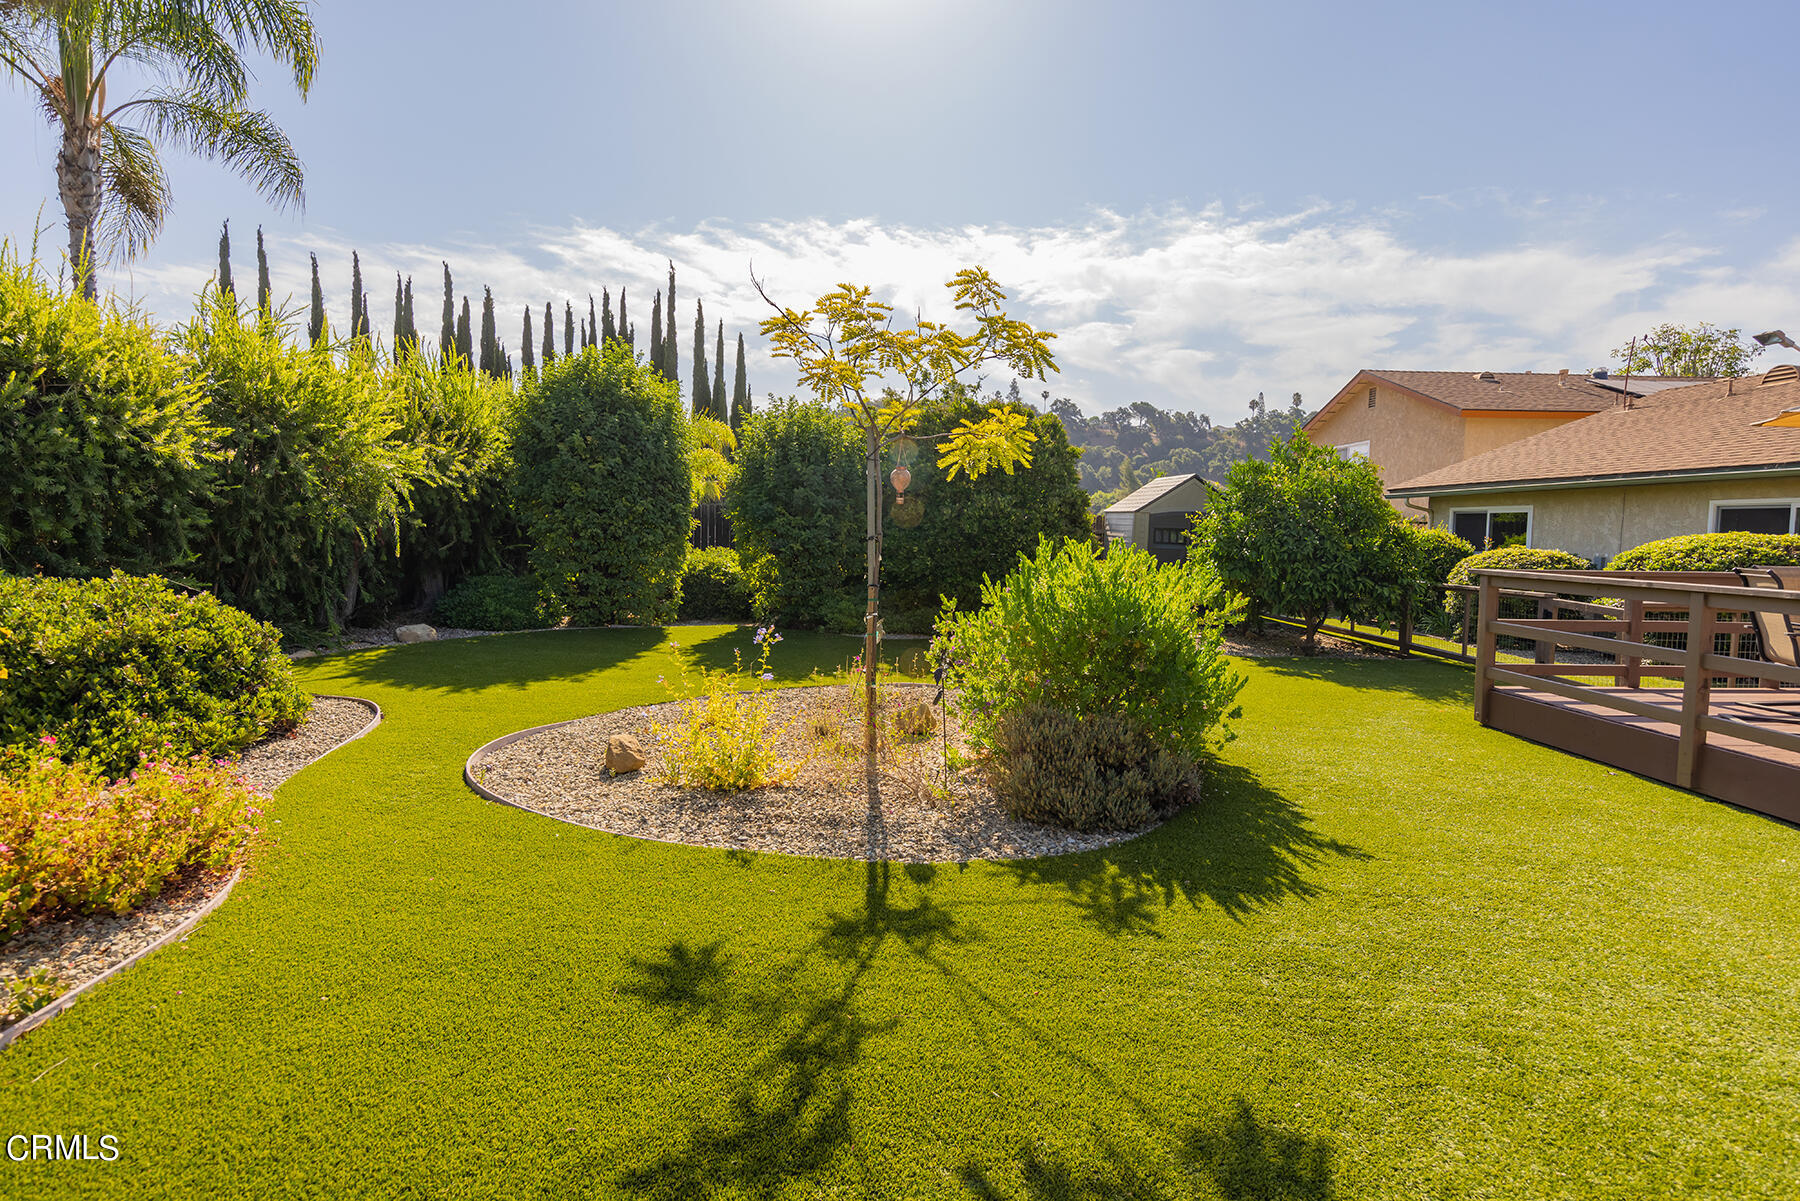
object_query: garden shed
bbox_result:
[1100,473,1217,561]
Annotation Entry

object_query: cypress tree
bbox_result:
[403,277,417,357]
[664,261,678,389]
[456,297,472,367]
[589,295,599,348]
[393,273,406,358]
[307,253,325,346]
[564,301,574,357]
[621,290,632,350]
[217,220,234,298]
[649,292,663,376]
[479,288,497,376]
[439,263,455,361]
[521,306,535,375]
[601,288,615,344]
[542,302,555,365]
[713,321,728,422]
[349,251,366,340]
[255,226,270,313]
[731,332,749,429]
[359,291,371,347]
[691,299,709,415]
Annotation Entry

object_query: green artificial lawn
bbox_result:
[2,627,1797,1199]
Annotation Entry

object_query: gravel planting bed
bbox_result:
[469,684,1162,863]
[1,695,378,1036]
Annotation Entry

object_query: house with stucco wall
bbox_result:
[1302,368,1705,514]
[1386,366,1800,562]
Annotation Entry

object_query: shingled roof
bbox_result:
[1304,368,1710,429]
[1102,473,1218,513]
[1388,372,1800,496]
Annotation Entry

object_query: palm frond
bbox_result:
[128,91,303,210]
[98,120,169,262]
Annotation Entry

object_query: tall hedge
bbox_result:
[1606,532,1800,573]
[512,342,691,624]
[879,388,1090,630]
[0,253,212,578]
[725,398,865,629]
[179,296,423,628]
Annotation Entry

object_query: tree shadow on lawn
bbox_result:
[1002,762,1371,938]
[1253,655,1471,706]
[600,849,1342,1199]
[324,625,666,694]
[957,1098,1339,1200]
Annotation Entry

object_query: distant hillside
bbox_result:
[1044,391,1311,511]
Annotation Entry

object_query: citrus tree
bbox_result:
[756,267,1058,788]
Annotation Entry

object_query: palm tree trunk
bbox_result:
[57,122,103,300]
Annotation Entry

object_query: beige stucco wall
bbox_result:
[1306,383,1465,504]
[1460,414,1584,459]
[1426,475,1800,562]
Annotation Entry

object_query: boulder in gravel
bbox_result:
[605,734,647,774]
[394,624,438,644]
[895,702,936,737]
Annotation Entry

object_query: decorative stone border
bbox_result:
[0,693,382,1050]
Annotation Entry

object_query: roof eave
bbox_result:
[1388,461,1800,499]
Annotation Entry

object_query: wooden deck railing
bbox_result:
[1472,569,1800,790]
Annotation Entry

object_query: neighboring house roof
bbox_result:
[1387,372,1800,496]
[1102,473,1217,513]
[1304,368,1713,430]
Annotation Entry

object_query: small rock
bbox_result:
[604,734,646,775]
[894,702,936,737]
[394,624,438,644]
[288,649,316,660]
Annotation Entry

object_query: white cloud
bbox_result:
[98,207,1797,423]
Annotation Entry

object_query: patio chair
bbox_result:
[1733,568,1800,704]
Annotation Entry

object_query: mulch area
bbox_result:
[472,684,1160,863]
[0,696,377,1030]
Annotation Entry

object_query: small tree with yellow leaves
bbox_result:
[756,267,1058,793]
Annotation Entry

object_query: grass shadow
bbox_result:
[1002,762,1371,936]
[1253,655,1471,706]
[324,625,666,694]
[955,1098,1338,1199]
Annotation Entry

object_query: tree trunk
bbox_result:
[863,423,881,801]
[57,122,104,300]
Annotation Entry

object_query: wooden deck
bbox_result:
[1487,685,1800,822]
[1472,569,1800,825]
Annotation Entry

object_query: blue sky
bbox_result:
[3,0,1797,421]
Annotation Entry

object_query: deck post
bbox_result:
[1474,574,1500,724]
[1674,599,1713,790]
[1534,596,1556,665]
[1622,598,1645,688]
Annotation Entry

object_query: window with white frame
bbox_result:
[1335,440,1371,460]
[1449,507,1531,549]
[1710,498,1800,535]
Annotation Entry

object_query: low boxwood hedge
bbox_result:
[1606,532,1800,573]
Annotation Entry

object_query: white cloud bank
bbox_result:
[111,206,1800,422]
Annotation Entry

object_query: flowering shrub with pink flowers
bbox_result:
[0,743,264,940]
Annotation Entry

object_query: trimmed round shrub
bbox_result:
[1606,532,1800,573]
[433,572,553,631]
[0,574,310,776]
[989,704,1197,832]
[933,537,1244,765]
[1415,527,1476,585]
[726,398,865,629]
[1444,546,1588,617]
[512,342,692,625]
[679,547,753,621]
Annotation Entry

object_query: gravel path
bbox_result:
[1,696,377,1030]
[472,684,1160,863]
